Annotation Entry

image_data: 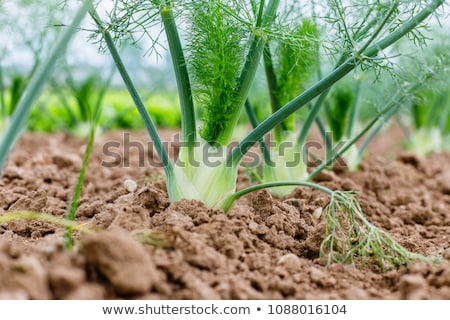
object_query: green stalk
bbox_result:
[266,17,320,146]
[346,78,362,138]
[228,0,444,167]
[0,66,6,120]
[222,180,335,214]
[9,75,27,115]
[63,68,113,248]
[91,10,173,173]
[322,78,362,169]
[63,105,100,249]
[256,0,266,25]
[0,0,93,174]
[160,4,196,150]
[261,0,279,26]
[354,1,399,57]
[226,180,334,208]
[311,104,332,151]
[263,45,283,143]
[244,99,271,164]
[296,90,330,147]
[253,0,283,144]
[214,0,280,145]
[354,7,376,39]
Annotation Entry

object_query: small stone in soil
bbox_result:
[312,207,322,220]
[123,179,137,193]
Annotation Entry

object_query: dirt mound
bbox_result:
[0,131,449,299]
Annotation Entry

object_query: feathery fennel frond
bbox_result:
[185,0,252,144]
[90,0,164,56]
[276,19,319,103]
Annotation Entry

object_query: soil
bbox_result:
[0,127,450,300]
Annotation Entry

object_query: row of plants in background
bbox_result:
[1,84,182,133]
[0,0,182,136]
[0,0,93,170]
[0,0,447,269]
[0,0,66,135]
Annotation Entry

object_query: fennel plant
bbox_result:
[92,0,445,267]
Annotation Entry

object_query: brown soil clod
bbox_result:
[79,230,159,296]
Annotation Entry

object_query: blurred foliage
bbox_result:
[324,78,357,142]
[0,0,181,134]
[24,88,181,133]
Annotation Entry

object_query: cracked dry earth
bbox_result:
[0,129,450,299]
